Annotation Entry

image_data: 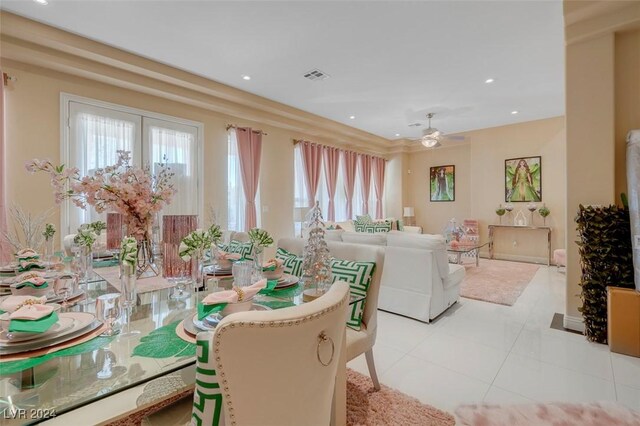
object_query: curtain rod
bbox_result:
[292,139,387,160]
[2,72,17,86]
[226,124,268,135]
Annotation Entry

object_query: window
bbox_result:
[62,95,203,235]
[227,130,260,231]
[293,145,373,224]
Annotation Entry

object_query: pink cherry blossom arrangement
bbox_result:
[26,151,175,241]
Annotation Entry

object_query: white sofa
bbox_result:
[319,230,464,322]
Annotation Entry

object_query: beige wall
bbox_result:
[2,61,393,255]
[563,0,640,331]
[615,29,640,197]
[407,117,566,263]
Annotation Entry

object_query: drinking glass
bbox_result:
[96,293,122,336]
[54,274,78,308]
[232,261,253,288]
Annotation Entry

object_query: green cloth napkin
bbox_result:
[9,311,59,333]
[262,264,276,272]
[14,280,49,290]
[258,279,278,295]
[18,263,45,272]
[197,303,227,320]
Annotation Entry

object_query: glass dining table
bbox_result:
[0,271,360,425]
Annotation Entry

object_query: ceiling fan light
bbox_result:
[421,136,439,148]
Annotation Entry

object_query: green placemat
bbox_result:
[0,335,113,375]
[132,321,196,359]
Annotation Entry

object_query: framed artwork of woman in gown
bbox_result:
[505,156,542,202]
[430,165,455,202]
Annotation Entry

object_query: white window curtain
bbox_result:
[64,98,203,236]
[146,120,199,216]
[228,130,260,231]
[70,110,138,232]
[352,161,376,218]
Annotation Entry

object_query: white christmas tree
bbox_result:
[301,202,333,299]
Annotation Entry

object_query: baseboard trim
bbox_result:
[563,314,585,333]
[479,252,550,265]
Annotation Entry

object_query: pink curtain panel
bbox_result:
[236,128,262,230]
[300,141,323,208]
[342,150,358,220]
[322,146,340,221]
[0,69,8,263]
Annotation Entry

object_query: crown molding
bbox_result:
[564,0,640,45]
[0,11,392,154]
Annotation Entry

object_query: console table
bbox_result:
[488,225,552,266]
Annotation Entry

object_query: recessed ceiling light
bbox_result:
[34,0,48,4]
[511,110,519,115]
[242,75,251,81]
[349,115,356,120]
[485,78,494,84]
[395,133,400,137]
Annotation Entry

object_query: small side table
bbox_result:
[447,241,491,267]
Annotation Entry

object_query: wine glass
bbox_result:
[54,274,77,308]
[96,293,122,336]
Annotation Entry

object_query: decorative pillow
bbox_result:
[275,248,304,277]
[355,214,372,224]
[218,240,254,261]
[355,220,392,233]
[331,259,376,330]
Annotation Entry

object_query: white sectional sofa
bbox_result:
[316,230,465,322]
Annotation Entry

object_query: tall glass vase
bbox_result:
[191,249,205,294]
[79,245,93,285]
[120,263,137,308]
[136,239,159,278]
[252,247,264,282]
[44,238,55,270]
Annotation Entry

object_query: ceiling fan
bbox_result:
[409,113,466,148]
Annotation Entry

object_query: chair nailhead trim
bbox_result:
[212,293,349,422]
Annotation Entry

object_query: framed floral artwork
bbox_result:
[505,156,542,202]
[430,165,455,202]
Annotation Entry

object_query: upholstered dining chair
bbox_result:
[278,237,384,391]
[193,281,350,426]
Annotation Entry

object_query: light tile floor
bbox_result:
[347,264,640,416]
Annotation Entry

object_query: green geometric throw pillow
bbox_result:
[331,259,376,331]
[225,240,254,261]
[275,247,304,277]
[354,221,392,233]
[355,214,373,224]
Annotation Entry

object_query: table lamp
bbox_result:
[294,207,308,238]
[403,207,415,226]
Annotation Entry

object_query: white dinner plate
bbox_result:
[0,315,75,343]
[0,312,96,349]
[274,274,299,289]
[190,304,272,332]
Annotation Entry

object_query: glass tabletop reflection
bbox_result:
[0,272,361,425]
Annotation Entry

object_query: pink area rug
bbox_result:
[455,401,640,426]
[133,369,456,426]
[347,369,455,426]
[460,259,539,306]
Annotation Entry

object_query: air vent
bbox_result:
[303,69,330,81]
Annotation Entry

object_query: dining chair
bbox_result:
[278,238,384,391]
[194,281,350,426]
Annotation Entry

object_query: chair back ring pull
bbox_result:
[316,331,335,367]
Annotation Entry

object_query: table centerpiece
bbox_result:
[26,150,176,277]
